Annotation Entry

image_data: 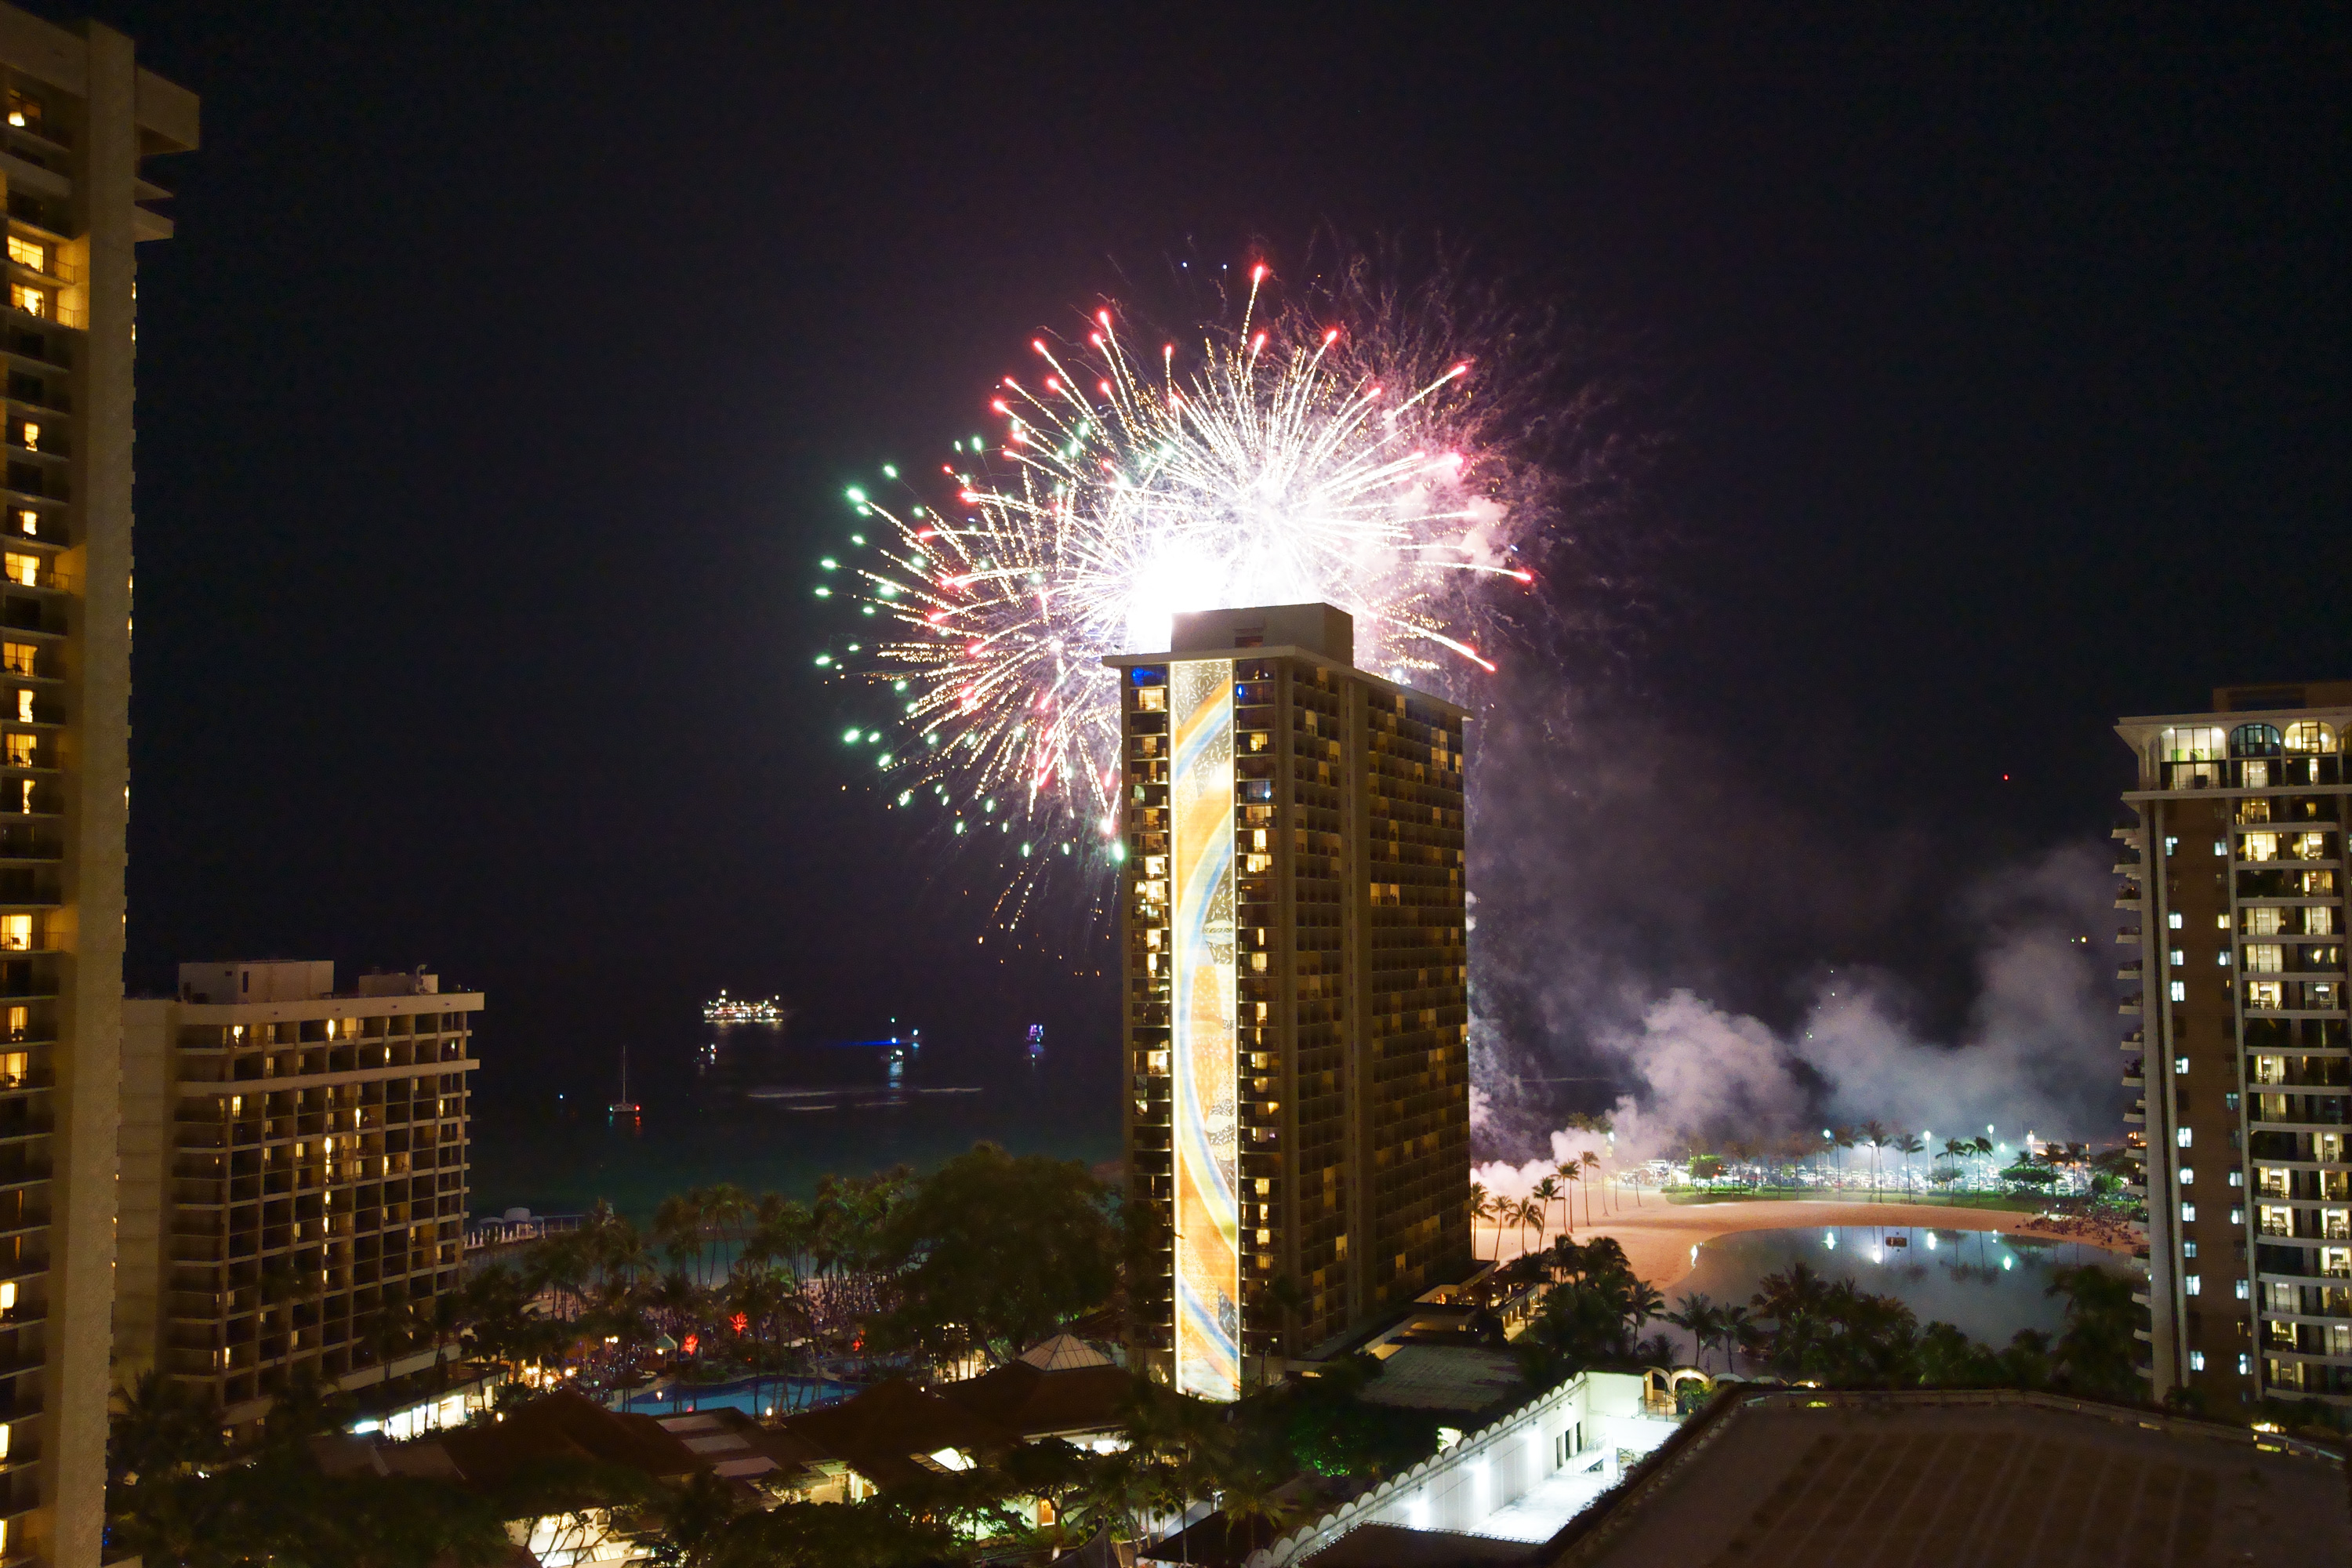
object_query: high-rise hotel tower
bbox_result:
[0,10,196,1564]
[1112,604,1472,1398]
[2118,681,2352,1415]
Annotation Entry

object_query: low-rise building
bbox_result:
[115,960,482,1431]
[316,1388,826,1567]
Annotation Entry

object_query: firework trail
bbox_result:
[814,262,1549,925]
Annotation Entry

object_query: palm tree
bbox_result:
[426,1290,466,1389]
[1515,1196,1546,1257]
[1718,1303,1753,1372]
[1663,1292,1722,1369]
[1896,1134,1926,1200]
[1835,1125,1859,1185]
[1860,1119,1893,1201]
[1531,1177,1564,1247]
[1469,1184,1497,1261]
[1558,1165,1581,1236]
[1581,1149,1603,1224]
[1623,1281,1666,1346]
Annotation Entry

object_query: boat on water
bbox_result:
[704,989,786,1025]
[609,1043,641,1117]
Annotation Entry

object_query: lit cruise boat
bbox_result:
[703,990,785,1025]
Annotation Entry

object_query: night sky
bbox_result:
[42,6,2350,1126]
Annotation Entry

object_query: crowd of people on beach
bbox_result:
[2016,1210,2140,1251]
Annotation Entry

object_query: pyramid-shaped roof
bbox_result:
[1018,1333,1113,1371]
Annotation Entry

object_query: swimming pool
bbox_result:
[612,1372,854,1419]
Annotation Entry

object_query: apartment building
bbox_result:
[117,962,483,1435]
[0,9,195,1564]
[2118,681,2352,1413]
[1111,604,1472,1399]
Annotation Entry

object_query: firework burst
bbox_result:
[815,262,1548,926]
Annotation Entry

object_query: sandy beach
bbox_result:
[1475,1199,2139,1292]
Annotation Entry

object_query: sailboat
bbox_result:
[608,1043,641,1117]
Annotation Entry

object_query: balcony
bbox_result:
[2116,882,2143,909]
[2118,960,2143,980]
[2118,925,2142,945]
[2119,993,2143,1015]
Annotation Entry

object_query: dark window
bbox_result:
[4,464,36,496]
[2230,724,2284,758]
[5,375,39,404]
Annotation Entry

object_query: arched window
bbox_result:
[2284,720,2338,753]
[2229,724,2283,758]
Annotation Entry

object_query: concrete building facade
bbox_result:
[0,9,194,1563]
[2118,681,2352,1413]
[118,963,483,1433]
[1111,604,1472,1397]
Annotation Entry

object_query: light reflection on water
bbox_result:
[1674,1225,2132,1350]
[472,1022,1120,1222]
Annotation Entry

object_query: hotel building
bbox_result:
[0,10,194,1564]
[2118,681,2352,1412]
[1111,604,1472,1399]
[117,963,483,1435]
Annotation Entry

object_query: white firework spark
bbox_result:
[815,264,1541,924]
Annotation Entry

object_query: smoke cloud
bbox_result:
[1465,677,2123,1181]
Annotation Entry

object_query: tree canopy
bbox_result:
[874,1142,1118,1365]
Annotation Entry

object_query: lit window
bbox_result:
[2247,980,2284,1008]
[8,285,45,319]
[2238,1353,2251,1375]
[4,736,31,769]
[2169,948,2185,967]
[17,423,35,452]
[2285,720,2338,752]
[16,780,29,815]
[0,915,30,951]
[2230,1207,2243,1225]
[10,511,30,538]
[6,91,40,133]
[2181,1203,2196,1223]
[2234,1279,2250,1300]
[0,1054,21,1086]
[3,236,38,271]
[2190,1350,2206,1370]
[2184,1274,2201,1295]
[2176,1127,2193,1149]
[2168,911,2183,929]
[2229,1169,2244,1187]
[2,554,33,587]
[2180,1167,2194,1185]
[2176,1055,2189,1074]
[2169,981,2187,1003]
[2309,907,2337,936]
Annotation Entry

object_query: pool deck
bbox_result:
[1475,1200,2139,1291]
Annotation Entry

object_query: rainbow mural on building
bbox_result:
[1169,658,1240,1400]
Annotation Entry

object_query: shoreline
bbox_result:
[1475,1198,2140,1293]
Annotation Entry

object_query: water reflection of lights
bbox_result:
[1824,1231,1838,1250]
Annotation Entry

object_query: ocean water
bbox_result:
[1668,1225,2134,1357]
[469,1020,1121,1222]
